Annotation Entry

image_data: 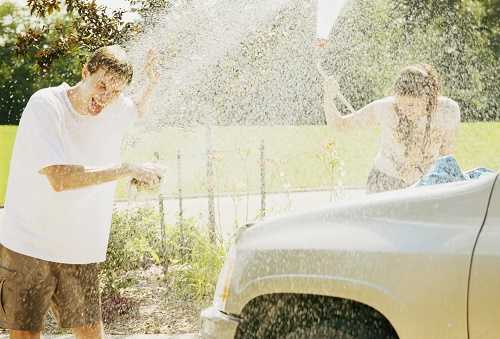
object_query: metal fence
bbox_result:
[120,126,361,240]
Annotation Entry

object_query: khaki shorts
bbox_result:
[0,244,101,331]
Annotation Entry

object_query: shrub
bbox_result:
[101,207,163,297]
[101,207,226,321]
[164,219,226,303]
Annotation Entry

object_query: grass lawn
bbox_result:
[2,123,499,204]
[119,122,500,199]
[0,126,17,206]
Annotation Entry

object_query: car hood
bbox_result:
[223,173,498,339]
[236,173,498,253]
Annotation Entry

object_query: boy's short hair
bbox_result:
[86,45,134,84]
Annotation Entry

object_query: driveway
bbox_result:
[0,335,198,339]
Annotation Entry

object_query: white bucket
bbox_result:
[316,0,349,40]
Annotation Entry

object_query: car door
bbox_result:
[469,173,500,339]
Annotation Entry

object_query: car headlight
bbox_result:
[213,246,237,311]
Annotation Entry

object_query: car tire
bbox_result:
[284,323,356,339]
[235,295,398,339]
[282,312,398,339]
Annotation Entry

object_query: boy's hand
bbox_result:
[129,163,166,191]
[144,49,160,85]
[133,49,160,118]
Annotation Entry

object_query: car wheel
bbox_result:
[235,295,398,339]
[284,323,355,339]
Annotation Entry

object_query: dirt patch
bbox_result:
[0,265,202,336]
[103,265,202,335]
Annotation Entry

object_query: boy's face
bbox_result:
[80,66,129,116]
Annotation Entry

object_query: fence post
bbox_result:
[158,193,167,268]
[159,193,165,242]
[177,149,184,224]
[155,151,168,270]
[206,125,216,242]
[260,139,266,218]
[176,148,186,258]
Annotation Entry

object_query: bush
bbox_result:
[164,219,226,303]
[101,207,226,319]
[101,207,163,297]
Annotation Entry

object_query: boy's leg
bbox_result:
[51,262,103,337]
[9,330,41,339]
[0,244,56,334]
[72,321,104,339]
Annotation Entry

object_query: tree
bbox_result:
[1,0,497,125]
[21,0,140,69]
[0,0,183,124]
[390,0,499,120]
[0,0,142,124]
[0,2,54,124]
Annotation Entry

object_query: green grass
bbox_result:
[2,123,499,204]
[119,122,500,199]
[454,122,500,172]
[0,126,17,206]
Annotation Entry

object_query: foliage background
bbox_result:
[0,0,498,125]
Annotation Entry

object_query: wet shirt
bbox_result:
[372,96,461,185]
[1,83,137,264]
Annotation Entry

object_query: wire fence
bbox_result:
[119,126,362,240]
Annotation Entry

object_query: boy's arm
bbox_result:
[133,49,160,118]
[40,163,161,192]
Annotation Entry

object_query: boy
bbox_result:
[0,45,161,339]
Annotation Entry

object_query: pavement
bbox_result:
[108,336,198,339]
[117,187,366,240]
[0,335,198,339]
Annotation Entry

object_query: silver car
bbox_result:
[200,172,500,339]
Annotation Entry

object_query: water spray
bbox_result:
[126,0,294,129]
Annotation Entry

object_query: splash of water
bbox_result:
[125,0,310,129]
[117,0,494,235]
[120,0,355,208]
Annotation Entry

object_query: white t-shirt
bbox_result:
[372,96,461,184]
[1,83,138,264]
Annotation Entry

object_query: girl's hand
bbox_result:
[315,38,329,49]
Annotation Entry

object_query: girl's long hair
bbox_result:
[392,64,440,167]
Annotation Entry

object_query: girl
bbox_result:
[322,64,461,193]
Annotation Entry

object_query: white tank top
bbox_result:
[373,96,461,184]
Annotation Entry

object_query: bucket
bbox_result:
[316,0,349,40]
